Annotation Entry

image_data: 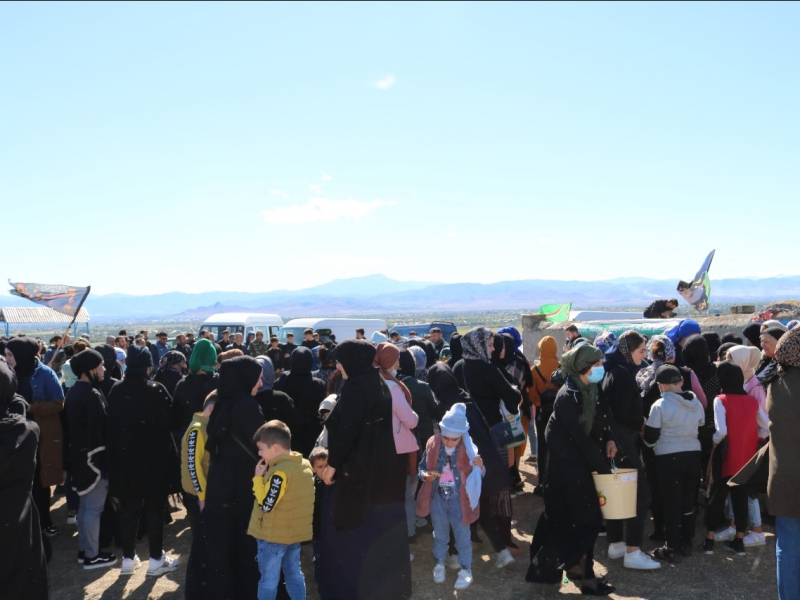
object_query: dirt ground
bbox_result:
[48,459,777,600]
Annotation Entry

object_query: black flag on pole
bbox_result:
[8,281,91,317]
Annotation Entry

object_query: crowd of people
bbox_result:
[0,316,798,599]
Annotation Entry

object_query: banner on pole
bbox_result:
[8,281,91,317]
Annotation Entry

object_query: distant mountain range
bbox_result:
[2,273,799,320]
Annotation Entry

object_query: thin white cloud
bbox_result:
[264,197,396,225]
[308,183,322,194]
[537,237,554,244]
[270,189,289,199]
[320,173,333,182]
[447,232,457,238]
[373,74,396,90]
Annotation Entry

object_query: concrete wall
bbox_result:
[520,313,755,365]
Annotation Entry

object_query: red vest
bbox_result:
[719,394,759,478]
[415,435,480,525]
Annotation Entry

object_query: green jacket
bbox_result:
[249,340,269,357]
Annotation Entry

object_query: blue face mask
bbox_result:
[586,365,605,384]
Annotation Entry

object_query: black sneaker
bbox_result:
[42,525,59,537]
[725,537,746,556]
[84,552,118,570]
[652,546,682,564]
[701,538,714,555]
[77,551,85,564]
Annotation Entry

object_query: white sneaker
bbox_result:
[715,526,736,542]
[66,515,77,526]
[743,531,767,547]
[607,541,626,560]
[495,548,515,569]
[433,563,446,584]
[120,556,141,575]
[409,553,414,562]
[445,554,461,570]
[454,569,473,590]
[624,550,662,570]
[146,553,179,577]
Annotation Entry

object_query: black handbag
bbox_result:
[470,398,515,449]
[534,365,558,413]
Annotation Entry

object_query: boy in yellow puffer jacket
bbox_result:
[248,420,314,600]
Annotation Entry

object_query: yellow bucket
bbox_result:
[592,468,638,520]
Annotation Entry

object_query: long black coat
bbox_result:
[106,376,180,497]
[173,372,219,435]
[275,347,326,457]
[254,389,304,437]
[0,413,48,599]
[462,358,521,426]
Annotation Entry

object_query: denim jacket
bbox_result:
[30,360,64,401]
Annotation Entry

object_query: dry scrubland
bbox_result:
[48,460,775,600]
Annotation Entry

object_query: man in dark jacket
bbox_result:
[106,345,180,576]
[65,349,117,570]
[644,299,678,319]
[280,333,298,366]
[174,334,192,360]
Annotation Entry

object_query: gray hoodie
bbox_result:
[644,391,705,456]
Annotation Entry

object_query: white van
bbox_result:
[278,318,387,344]
[200,313,284,341]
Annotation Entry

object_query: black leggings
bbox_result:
[121,493,165,560]
[657,451,700,550]
[605,430,650,548]
[479,496,509,553]
[32,479,52,528]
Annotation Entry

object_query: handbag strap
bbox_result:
[533,364,552,394]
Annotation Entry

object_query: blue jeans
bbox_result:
[430,487,472,569]
[726,494,762,528]
[405,476,417,536]
[255,540,305,600]
[77,477,108,558]
[528,418,538,456]
[776,516,800,600]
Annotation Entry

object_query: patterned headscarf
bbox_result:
[775,327,800,369]
[461,327,492,363]
[617,330,637,365]
[255,355,275,392]
[636,335,675,393]
[158,350,185,375]
[594,331,617,355]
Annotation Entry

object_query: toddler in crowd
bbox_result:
[248,420,315,600]
[416,403,484,591]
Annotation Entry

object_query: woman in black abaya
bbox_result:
[526,344,616,595]
[186,356,265,600]
[319,340,411,600]
[0,361,48,600]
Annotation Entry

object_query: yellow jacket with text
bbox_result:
[181,413,211,501]
[247,451,314,545]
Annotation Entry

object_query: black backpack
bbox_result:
[534,364,559,415]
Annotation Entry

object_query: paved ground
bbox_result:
[48,459,777,599]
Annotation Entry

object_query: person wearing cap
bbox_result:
[643,365,706,564]
[416,403,483,591]
[757,327,786,387]
[65,349,118,569]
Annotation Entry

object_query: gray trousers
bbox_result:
[77,477,108,558]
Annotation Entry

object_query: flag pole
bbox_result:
[61,285,91,340]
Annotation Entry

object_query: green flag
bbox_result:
[538,302,572,322]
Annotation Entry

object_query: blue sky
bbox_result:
[2,1,799,295]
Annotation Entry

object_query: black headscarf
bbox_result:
[0,362,17,410]
[5,337,40,381]
[717,342,737,362]
[490,334,505,366]
[397,349,416,379]
[447,334,463,367]
[742,323,762,348]
[287,346,313,378]
[717,361,746,395]
[701,332,721,364]
[333,339,376,378]
[682,336,716,380]
[721,332,743,346]
[427,363,469,417]
[408,339,437,368]
[95,344,122,380]
[206,355,263,452]
[125,344,153,378]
